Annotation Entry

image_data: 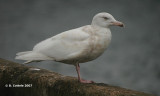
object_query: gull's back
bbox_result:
[16,26,91,64]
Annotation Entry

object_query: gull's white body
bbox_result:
[16,12,123,83]
[16,25,111,65]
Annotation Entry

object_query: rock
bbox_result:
[0,58,155,96]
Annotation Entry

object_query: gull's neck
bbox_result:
[91,24,110,33]
[91,21,110,29]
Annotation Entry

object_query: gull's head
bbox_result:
[91,12,124,28]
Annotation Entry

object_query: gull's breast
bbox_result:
[79,30,112,63]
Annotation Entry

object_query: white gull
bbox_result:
[15,12,124,83]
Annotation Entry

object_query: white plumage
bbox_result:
[15,12,123,83]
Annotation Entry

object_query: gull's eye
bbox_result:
[102,17,108,20]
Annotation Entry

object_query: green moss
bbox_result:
[0,58,155,96]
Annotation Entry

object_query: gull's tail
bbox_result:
[15,51,53,64]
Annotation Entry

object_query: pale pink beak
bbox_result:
[111,21,124,27]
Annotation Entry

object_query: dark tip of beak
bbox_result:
[119,23,124,27]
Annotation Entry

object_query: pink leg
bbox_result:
[75,63,94,83]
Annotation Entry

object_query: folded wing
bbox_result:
[33,26,90,61]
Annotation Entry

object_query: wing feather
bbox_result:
[33,26,90,61]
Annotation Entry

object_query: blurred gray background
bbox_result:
[0,0,160,95]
